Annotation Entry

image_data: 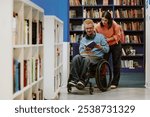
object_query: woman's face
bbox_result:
[101,17,108,26]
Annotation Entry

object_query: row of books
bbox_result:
[115,8,144,18]
[70,8,143,19]
[83,9,113,19]
[69,9,113,19]
[114,0,144,6]
[13,56,42,93]
[70,23,84,31]
[70,34,83,43]
[24,56,42,87]
[70,0,144,6]
[70,0,98,6]
[69,10,77,18]
[124,35,142,44]
[120,22,144,31]
[70,0,120,6]
[70,22,144,32]
[70,34,142,44]
[82,0,98,6]
[70,0,81,6]
[13,12,43,45]
[121,60,142,69]
[122,46,136,56]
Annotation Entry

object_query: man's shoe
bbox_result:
[110,85,117,89]
[68,80,77,86]
[76,81,85,90]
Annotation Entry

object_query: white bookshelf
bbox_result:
[0,0,44,100]
[44,16,63,99]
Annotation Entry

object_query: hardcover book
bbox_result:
[85,41,96,49]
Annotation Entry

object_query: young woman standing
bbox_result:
[95,11,122,89]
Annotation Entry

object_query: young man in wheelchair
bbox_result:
[68,19,109,90]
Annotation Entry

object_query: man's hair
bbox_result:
[83,19,94,26]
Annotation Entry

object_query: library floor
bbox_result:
[58,73,150,100]
[59,87,150,100]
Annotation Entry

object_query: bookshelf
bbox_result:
[44,16,63,99]
[0,0,44,100]
[69,0,145,73]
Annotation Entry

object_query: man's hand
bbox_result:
[85,46,92,51]
[94,44,102,50]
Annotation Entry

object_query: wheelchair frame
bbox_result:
[67,59,112,94]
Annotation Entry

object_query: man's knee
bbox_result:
[72,54,82,61]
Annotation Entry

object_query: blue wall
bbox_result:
[31,0,69,42]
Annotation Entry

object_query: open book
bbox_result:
[85,41,96,49]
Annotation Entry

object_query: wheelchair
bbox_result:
[67,59,112,95]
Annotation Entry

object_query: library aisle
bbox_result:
[1,0,150,101]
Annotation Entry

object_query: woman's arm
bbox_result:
[111,21,121,43]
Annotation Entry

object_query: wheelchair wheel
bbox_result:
[67,84,72,93]
[95,59,112,92]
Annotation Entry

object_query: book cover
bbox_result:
[14,59,20,92]
[32,22,37,44]
[24,60,27,87]
[85,41,96,49]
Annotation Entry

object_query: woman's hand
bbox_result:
[107,37,114,42]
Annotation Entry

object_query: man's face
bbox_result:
[84,23,94,36]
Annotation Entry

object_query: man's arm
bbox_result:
[97,34,109,53]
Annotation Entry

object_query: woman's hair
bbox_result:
[100,11,113,29]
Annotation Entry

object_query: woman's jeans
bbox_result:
[104,41,122,86]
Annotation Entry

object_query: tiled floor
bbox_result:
[59,86,150,100]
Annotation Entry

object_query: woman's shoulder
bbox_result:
[95,22,103,32]
[112,21,120,28]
